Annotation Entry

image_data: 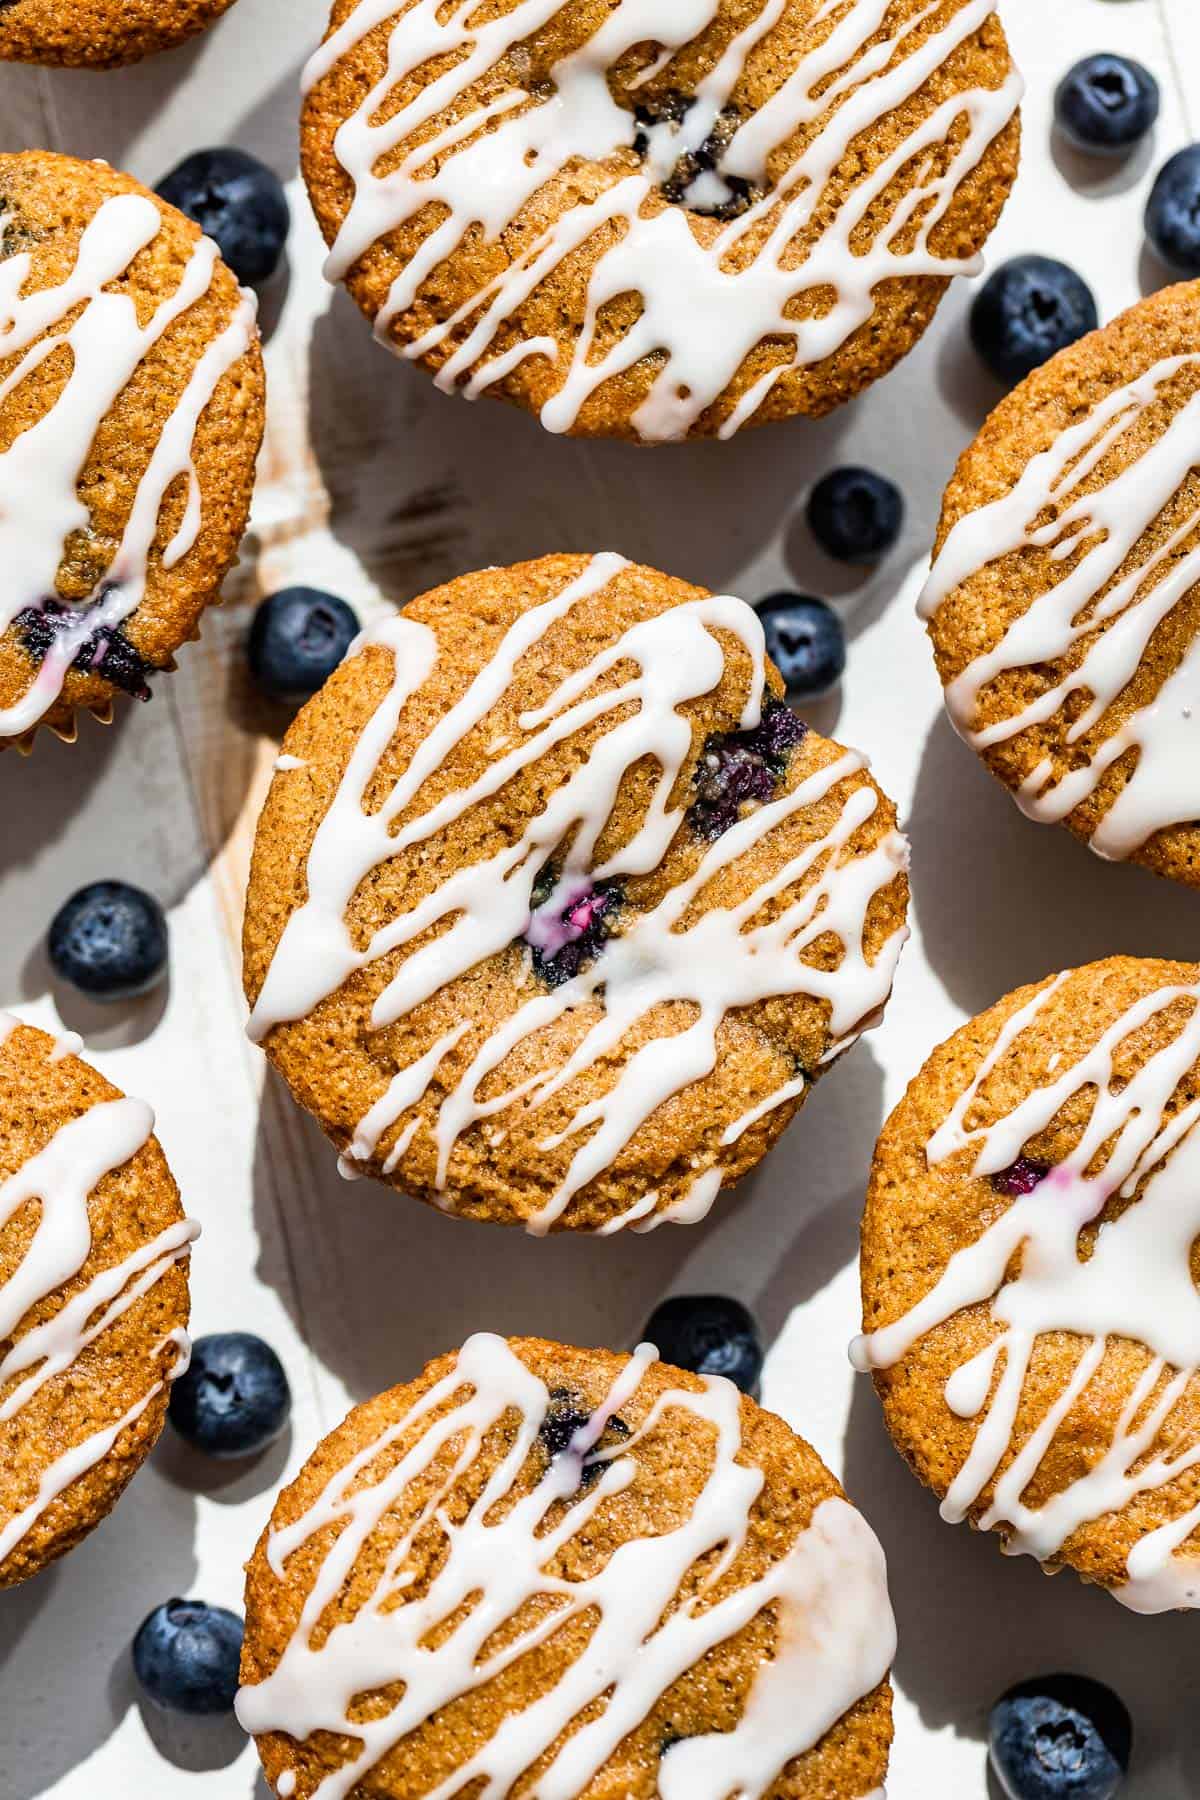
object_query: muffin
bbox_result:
[921,281,1200,885]
[0,150,265,750]
[0,1013,196,1588]
[855,956,1200,1613]
[300,0,1021,443]
[242,554,910,1235]
[0,0,239,67]
[238,1332,895,1799]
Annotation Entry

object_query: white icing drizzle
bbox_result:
[0,1027,198,1565]
[0,191,257,736]
[302,0,1021,442]
[852,974,1200,1611]
[920,354,1200,860]
[248,556,908,1233]
[236,1333,894,1798]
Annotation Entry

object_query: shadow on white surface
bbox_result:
[910,714,1200,1020]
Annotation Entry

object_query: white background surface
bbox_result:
[2,0,1200,1794]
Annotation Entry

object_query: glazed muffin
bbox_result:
[922,280,1200,885]
[0,0,239,67]
[0,151,265,750]
[300,0,1021,443]
[0,1013,196,1588]
[242,554,910,1235]
[855,956,1200,1613]
[238,1332,895,1799]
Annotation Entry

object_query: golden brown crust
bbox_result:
[861,955,1200,1594]
[241,554,909,1232]
[0,150,265,748]
[0,0,238,67]
[0,1021,190,1588]
[927,280,1200,886]
[300,0,1019,440]
[241,1335,893,1799]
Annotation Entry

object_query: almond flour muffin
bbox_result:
[0,0,239,67]
[242,554,910,1235]
[0,151,265,750]
[0,1012,196,1588]
[300,0,1021,443]
[238,1332,896,1800]
[855,956,1200,1613]
[921,281,1200,886]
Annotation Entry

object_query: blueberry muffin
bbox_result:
[238,1332,896,1799]
[855,956,1200,1612]
[0,151,265,750]
[0,0,239,67]
[0,1013,196,1588]
[300,0,1021,442]
[922,281,1200,885]
[242,554,910,1235]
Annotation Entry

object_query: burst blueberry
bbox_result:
[688,696,806,839]
[48,882,168,1003]
[991,1156,1050,1198]
[807,467,904,565]
[1145,145,1200,277]
[247,587,359,703]
[525,875,623,987]
[642,1295,764,1397]
[168,1333,291,1459]
[755,593,845,699]
[157,148,290,287]
[970,257,1099,385]
[538,1388,629,1490]
[1055,55,1159,157]
[16,597,153,701]
[989,1675,1132,1800]
[132,1599,244,1716]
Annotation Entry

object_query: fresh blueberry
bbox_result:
[970,257,1099,385]
[1055,55,1159,157]
[807,467,904,565]
[643,1295,764,1397]
[48,882,167,1003]
[132,1599,244,1716]
[1145,145,1200,276]
[989,1675,1132,1800]
[688,697,807,839]
[992,1156,1050,1198]
[247,587,359,703]
[157,148,290,287]
[755,593,846,699]
[168,1333,291,1459]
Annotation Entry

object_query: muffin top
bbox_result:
[856,956,1200,1613]
[0,151,264,747]
[238,1333,895,1800]
[242,554,909,1234]
[922,280,1200,885]
[0,0,239,68]
[0,1014,196,1587]
[300,0,1020,442]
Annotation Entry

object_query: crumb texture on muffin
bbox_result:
[300,0,1021,441]
[855,956,1200,1613]
[237,1333,895,1799]
[0,0,238,68]
[0,151,264,747]
[242,554,909,1234]
[921,281,1200,885]
[0,1013,196,1587]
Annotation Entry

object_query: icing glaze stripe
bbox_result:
[237,1333,894,1797]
